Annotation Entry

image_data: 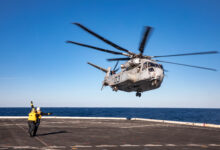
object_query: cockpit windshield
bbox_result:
[148,62,157,67]
[142,62,163,70]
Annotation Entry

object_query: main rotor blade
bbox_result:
[73,23,134,55]
[67,41,129,56]
[152,51,218,58]
[113,61,119,71]
[139,26,153,55]
[107,57,130,61]
[155,60,217,71]
[87,62,108,73]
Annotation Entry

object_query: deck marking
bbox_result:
[11,120,49,147]
[74,145,92,148]
[187,144,204,147]
[209,144,220,146]
[96,145,117,147]
[2,144,220,149]
[120,144,140,147]
[165,144,176,146]
[144,144,163,147]
[0,146,67,149]
[120,124,162,128]
[47,146,66,149]
[71,146,78,150]
[1,116,220,128]
[201,145,208,148]
[12,146,38,149]
[34,137,49,147]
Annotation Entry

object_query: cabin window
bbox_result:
[148,68,154,72]
[142,62,148,71]
[114,75,120,83]
[137,66,141,73]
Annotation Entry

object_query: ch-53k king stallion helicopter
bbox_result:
[67,23,218,97]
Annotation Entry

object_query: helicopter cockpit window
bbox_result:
[142,62,148,71]
[148,67,154,72]
[143,62,162,71]
[148,62,156,67]
[148,62,162,68]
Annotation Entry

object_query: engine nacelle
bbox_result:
[131,58,141,65]
[129,58,141,67]
[121,58,141,69]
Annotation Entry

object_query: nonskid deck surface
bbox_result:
[0,118,220,150]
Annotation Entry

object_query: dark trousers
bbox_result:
[28,121,35,137]
[28,121,40,136]
[33,122,40,136]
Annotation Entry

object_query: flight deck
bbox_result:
[0,117,220,150]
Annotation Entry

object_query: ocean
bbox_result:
[0,108,220,125]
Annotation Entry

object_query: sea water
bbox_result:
[0,108,220,125]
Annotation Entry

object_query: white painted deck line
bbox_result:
[1,144,220,149]
[0,116,220,128]
[132,118,220,128]
[74,145,92,148]
[120,144,140,147]
[0,116,28,119]
[95,145,117,147]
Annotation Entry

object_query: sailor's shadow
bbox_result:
[37,130,68,136]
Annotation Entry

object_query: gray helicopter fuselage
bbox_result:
[105,58,164,93]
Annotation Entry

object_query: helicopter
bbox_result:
[67,23,218,97]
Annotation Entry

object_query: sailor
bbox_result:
[28,102,37,137]
[34,106,52,136]
[28,101,52,137]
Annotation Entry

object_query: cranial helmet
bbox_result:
[36,107,41,111]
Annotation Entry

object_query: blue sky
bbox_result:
[0,0,219,107]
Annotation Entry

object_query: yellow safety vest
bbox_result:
[28,109,37,122]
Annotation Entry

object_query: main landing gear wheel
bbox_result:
[136,92,141,97]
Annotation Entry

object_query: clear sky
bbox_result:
[0,0,220,107]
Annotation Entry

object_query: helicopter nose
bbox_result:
[155,68,164,79]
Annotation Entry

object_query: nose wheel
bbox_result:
[136,92,141,97]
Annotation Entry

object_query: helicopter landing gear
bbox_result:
[113,86,118,91]
[136,92,141,97]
